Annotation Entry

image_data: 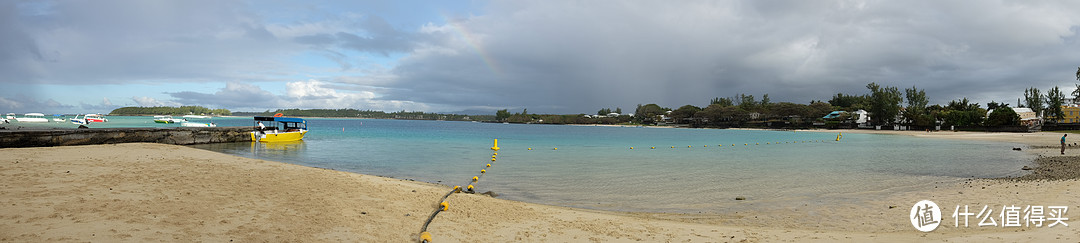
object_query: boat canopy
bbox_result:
[274,117,306,123]
[253,116,306,123]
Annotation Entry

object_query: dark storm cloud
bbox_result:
[370,0,1080,113]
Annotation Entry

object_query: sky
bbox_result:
[2,0,1080,115]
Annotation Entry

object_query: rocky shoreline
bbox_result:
[998,154,1080,181]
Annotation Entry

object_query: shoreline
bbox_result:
[3,130,1079,241]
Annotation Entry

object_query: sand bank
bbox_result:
[1,137,1078,242]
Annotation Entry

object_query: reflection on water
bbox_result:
[192,140,306,161]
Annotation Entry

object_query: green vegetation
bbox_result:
[985,106,1020,126]
[110,106,231,116]
[232,108,492,121]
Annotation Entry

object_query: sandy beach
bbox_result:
[2,131,1079,242]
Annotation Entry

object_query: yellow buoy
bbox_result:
[704,145,708,147]
[719,144,723,147]
[671,146,675,148]
[467,185,474,191]
[744,143,747,146]
[420,232,432,242]
[453,185,461,192]
[486,163,491,167]
[492,155,496,159]
[440,201,449,211]
[491,158,496,161]
[651,147,655,149]
[630,147,634,149]
[481,169,486,174]
[553,147,558,150]
[688,145,692,148]
[755,143,758,145]
[493,152,498,156]
[491,139,500,151]
[528,148,532,150]
[472,176,478,182]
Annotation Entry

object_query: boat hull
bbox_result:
[251,130,306,142]
[14,118,49,123]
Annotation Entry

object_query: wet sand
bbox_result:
[2,131,1079,242]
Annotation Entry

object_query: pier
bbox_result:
[0,127,252,148]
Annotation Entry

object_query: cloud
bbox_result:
[2,0,429,86]
[369,0,1080,113]
[131,96,181,107]
[0,95,73,113]
[6,1,1080,114]
[168,80,431,112]
[79,97,120,112]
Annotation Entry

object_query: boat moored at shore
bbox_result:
[251,116,307,142]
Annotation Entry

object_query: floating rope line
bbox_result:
[419,139,500,243]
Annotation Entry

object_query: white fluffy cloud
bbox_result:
[168,80,431,112]
[131,96,181,107]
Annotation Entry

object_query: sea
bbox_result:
[3,116,1035,213]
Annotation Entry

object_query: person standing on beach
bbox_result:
[1062,134,1067,155]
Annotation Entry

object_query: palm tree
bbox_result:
[1074,83,1080,104]
[1076,66,1080,81]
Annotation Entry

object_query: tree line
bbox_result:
[495,76,1080,129]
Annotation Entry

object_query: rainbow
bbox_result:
[447,19,502,76]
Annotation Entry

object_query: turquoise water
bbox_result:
[167,119,1035,214]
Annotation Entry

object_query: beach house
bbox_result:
[1056,105,1080,123]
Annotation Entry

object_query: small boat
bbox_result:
[14,113,50,123]
[4,113,14,120]
[70,114,87,125]
[153,115,185,124]
[51,114,67,122]
[251,116,307,142]
[85,114,108,123]
[181,121,217,127]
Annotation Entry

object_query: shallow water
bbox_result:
[179,119,1034,214]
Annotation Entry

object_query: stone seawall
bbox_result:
[0,127,252,148]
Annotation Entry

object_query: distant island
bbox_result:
[110,106,232,116]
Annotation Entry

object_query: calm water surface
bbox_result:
[176,118,1034,213]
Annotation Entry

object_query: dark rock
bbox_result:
[481,191,498,197]
[735,196,746,200]
[78,125,89,129]
[1012,147,1022,151]
[1022,166,1033,170]
[888,205,897,209]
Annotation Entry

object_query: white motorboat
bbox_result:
[85,114,107,123]
[181,122,217,127]
[14,113,49,123]
[153,115,186,124]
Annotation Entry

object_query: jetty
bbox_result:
[0,127,251,148]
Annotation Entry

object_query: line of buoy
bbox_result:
[420,139,502,243]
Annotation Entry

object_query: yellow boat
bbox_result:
[251,116,308,142]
